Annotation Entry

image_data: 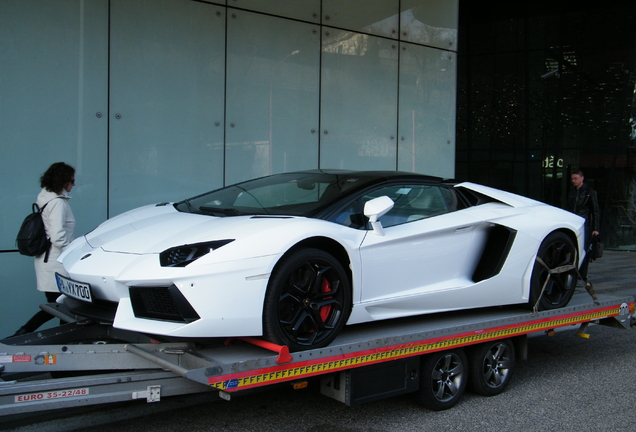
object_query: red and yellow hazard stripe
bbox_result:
[208,303,631,391]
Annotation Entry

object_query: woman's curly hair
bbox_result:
[40,162,75,194]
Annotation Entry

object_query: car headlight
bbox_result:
[159,240,234,267]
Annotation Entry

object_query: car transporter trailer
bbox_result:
[0,290,633,417]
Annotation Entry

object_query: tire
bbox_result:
[263,248,351,352]
[468,339,515,396]
[416,349,468,411]
[529,231,578,311]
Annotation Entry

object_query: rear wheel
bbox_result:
[468,339,515,396]
[416,349,468,411]
[529,231,578,310]
[263,248,351,352]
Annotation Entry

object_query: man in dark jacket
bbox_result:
[567,170,600,284]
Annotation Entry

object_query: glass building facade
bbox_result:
[0,0,458,334]
[2,0,634,336]
[456,0,636,250]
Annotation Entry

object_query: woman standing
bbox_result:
[13,162,76,335]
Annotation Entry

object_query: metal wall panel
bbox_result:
[109,0,226,215]
[225,10,320,184]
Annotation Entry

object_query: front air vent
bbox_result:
[129,285,200,323]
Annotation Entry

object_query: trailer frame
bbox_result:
[0,292,632,416]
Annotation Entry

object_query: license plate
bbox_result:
[56,273,93,303]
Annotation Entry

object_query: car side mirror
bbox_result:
[363,196,394,236]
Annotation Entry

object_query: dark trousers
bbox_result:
[579,226,592,281]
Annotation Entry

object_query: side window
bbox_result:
[330,201,366,229]
[330,184,458,229]
[367,184,452,228]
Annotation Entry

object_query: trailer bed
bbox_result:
[0,292,632,415]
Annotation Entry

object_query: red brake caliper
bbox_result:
[319,278,332,322]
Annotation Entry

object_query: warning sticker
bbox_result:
[0,355,32,363]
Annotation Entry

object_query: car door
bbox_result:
[357,184,487,313]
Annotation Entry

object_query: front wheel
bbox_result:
[263,248,351,352]
[529,231,578,311]
[415,349,468,411]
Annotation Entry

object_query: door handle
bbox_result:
[455,225,473,233]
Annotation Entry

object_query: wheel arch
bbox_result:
[550,227,581,260]
[263,237,354,350]
[276,236,353,287]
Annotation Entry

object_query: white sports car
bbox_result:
[57,170,585,351]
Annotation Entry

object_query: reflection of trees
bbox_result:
[359,137,395,157]
[323,31,369,56]
[400,9,457,48]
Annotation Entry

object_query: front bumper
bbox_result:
[60,239,279,338]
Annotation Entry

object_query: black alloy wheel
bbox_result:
[530,231,578,310]
[468,339,515,396]
[416,349,468,411]
[263,248,351,352]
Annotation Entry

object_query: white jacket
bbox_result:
[34,188,75,292]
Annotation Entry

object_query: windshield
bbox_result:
[175,171,375,217]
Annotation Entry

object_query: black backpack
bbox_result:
[16,199,58,262]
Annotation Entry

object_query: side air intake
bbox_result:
[472,225,517,283]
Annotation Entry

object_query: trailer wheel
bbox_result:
[468,339,515,396]
[529,231,578,310]
[416,349,468,411]
[263,248,351,352]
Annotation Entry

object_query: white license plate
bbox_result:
[56,273,93,303]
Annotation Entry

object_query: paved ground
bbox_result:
[582,250,636,297]
[2,251,635,432]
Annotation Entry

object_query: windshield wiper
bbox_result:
[182,199,194,213]
[234,186,271,215]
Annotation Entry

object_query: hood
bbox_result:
[84,203,295,254]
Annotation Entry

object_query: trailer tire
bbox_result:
[263,248,351,352]
[468,339,515,396]
[416,349,468,411]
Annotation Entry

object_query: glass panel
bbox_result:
[398,43,456,178]
[0,254,53,336]
[0,0,108,249]
[320,29,399,171]
[109,0,226,216]
[401,0,458,51]
[229,0,320,23]
[322,0,399,39]
[225,11,320,185]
